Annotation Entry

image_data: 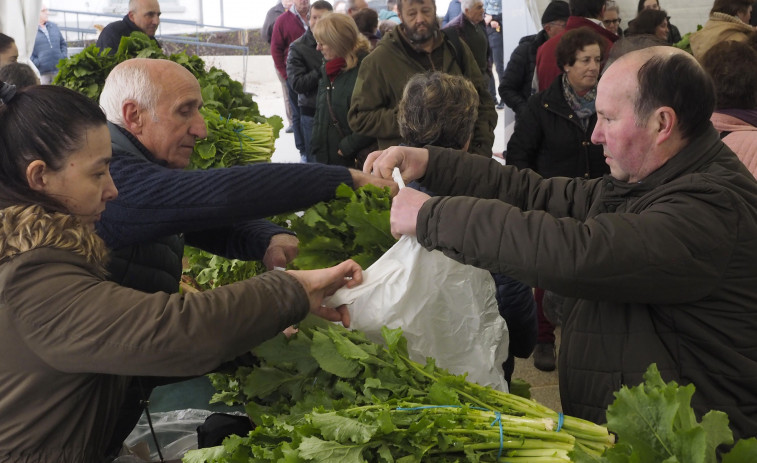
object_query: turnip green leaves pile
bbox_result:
[188,319,614,462]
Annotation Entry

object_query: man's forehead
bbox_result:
[135,0,160,12]
[404,0,435,9]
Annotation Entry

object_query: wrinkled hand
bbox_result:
[286,259,363,327]
[362,146,429,185]
[349,168,399,196]
[390,187,431,238]
[262,234,299,270]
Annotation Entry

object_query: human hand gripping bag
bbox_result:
[325,169,509,391]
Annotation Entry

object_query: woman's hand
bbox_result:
[286,259,363,327]
[362,146,430,185]
[390,187,431,238]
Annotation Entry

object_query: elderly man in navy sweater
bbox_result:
[96,57,393,457]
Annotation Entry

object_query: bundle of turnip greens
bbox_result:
[190,107,277,169]
[190,320,613,462]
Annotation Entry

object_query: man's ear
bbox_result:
[653,106,677,145]
[26,160,48,192]
[122,100,144,135]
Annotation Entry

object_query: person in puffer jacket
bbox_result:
[367,47,757,441]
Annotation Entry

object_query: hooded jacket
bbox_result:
[0,205,309,462]
[347,26,497,157]
[414,127,757,439]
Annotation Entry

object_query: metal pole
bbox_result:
[220,0,224,27]
[198,0,203,25]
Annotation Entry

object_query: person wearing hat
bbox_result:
[499,0,570,118]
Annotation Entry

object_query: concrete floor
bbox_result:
[515,328,562,412]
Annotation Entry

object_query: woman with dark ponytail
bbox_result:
[0,82,362,462]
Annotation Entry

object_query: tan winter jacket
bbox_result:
[0,205,309,462]
[690,12,755,60]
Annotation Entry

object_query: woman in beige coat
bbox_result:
[0,83,361,462]
[690,0,755,60]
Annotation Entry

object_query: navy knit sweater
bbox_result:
[97,123,353,260]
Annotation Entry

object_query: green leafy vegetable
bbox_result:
[196,320,612,462]
[572,363,757,463]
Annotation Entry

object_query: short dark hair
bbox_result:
[0,85,107,212]
[311,0,333,12]
[353,7,379,34]
[0,33,15,53]
[398,72,478,150]
[634,53,715,141]
[710,0,753,17]
[700,40,757,109]
[626,9,668,36]
[636,0,659,13]
[556,27,605,69]
[0,63,38,89]
[568,0,606,18]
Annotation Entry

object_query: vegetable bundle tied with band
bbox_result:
[193,320,614,462]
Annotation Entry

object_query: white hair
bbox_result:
[461,0,483,10]
[99,61,158,126]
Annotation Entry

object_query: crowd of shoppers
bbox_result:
[2,0,757,458]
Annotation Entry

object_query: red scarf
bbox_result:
[326,57,346,82]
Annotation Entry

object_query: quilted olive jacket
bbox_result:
[415,127,757,439]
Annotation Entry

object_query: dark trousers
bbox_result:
[300,113,315,163]
[286,80,306,159]
[534,287,556,344]
[486,22,504,101]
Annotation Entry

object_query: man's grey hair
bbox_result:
[128,0,139,12]
[99,62,158,126]
[461,0,482,9]
[605,2,620,15]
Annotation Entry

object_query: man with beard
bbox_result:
[347,0,497,157]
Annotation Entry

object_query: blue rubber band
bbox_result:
[396,405,504,458]
[218,114,255,154]
[489,411,504,460]
[556,412,564,432]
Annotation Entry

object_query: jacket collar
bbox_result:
[109,122,170,167]
[0,205,109,275]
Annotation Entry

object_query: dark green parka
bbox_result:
[311,52,376,167]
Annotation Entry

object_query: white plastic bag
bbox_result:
[326,235,509,391]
